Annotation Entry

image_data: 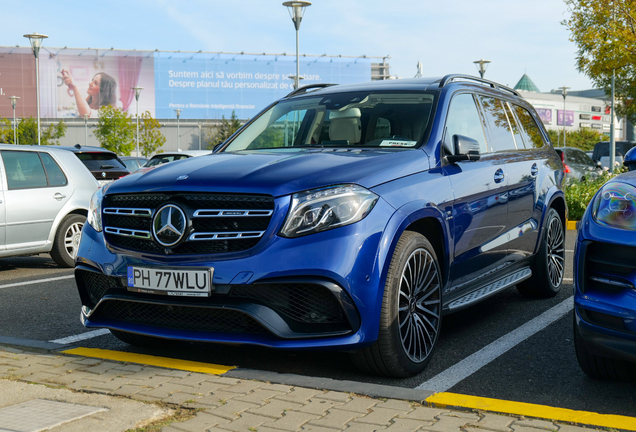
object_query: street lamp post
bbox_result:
[473,59,490,79]
[558,86,570,148]
[131,87,143,157]
[23,32,48,145]
[83,114,89,146]
[174,109,182,150]
[7,96,20,144]
[283,1,311,90]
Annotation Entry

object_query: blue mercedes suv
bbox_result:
[75,75,566,377]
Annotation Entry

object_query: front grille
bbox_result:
[103,193,275,255]
[583,242,636,294]
[94,300,267,334]
[230,283,347,325]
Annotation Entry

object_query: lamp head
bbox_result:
[473,59,491,75]
[8,96,20,110]
[283,1,311,30]
[131,86,144,100]
[23,33,48,58]
[175,109,182,119]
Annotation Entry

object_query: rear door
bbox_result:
[1,150,72,251]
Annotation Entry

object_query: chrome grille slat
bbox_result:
[104,207,152,217]
[189,231,265,241]
[104,227,151,239]
[193,209,274,217]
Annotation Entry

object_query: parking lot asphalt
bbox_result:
[0,228,635,431]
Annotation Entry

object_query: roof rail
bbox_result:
[439,74,519,97]
[285,83,337,98]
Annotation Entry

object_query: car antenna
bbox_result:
[74,144,81,149]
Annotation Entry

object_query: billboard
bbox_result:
[557,109,575,127]
[0,47,373,120]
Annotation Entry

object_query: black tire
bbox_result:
[517,208,564,298]
[50,214,85,268]
[109,329,166,347]
[350,231,442,377]
[574,314,636,381]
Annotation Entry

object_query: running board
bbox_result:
[445,268,532,312]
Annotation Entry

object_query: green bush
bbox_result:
[565,169,625,220]
[547,128,604,151]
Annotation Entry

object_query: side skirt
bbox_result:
[443,267,532,314]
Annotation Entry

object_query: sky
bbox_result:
[0,0,593,93]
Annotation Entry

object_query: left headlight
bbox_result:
[592,181,636,230]
[280,184,379,238]
[87,186,105,232]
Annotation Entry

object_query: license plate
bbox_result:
[127,266,212,297]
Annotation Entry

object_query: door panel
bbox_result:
[1,151,71,250]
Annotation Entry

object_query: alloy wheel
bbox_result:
[397,248,441,363]
[64,222,84,259]
[547,215,565,287]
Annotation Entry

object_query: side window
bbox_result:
[512,105,546,149]
[40,153,68,186]
[445,93,488,154]
[477,96,517,152]
[248,109,308,149]
[2,151,48,190]
[504,102,525,149]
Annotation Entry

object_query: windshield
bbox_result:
[144,154,190,167]
[76,153,126,170]
[222,91,437,152]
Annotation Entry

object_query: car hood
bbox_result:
[106,148,430,197]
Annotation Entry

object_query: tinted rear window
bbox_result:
[76,153,126,170]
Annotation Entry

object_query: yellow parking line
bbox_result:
[62,347,235,375]
[426,392,636,431]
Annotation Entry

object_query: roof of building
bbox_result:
[514,74,540,92]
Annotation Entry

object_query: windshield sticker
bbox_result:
[379,140,418,147]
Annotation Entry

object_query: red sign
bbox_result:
[592,115,601,121]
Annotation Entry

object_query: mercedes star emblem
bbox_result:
[152,204,186,247]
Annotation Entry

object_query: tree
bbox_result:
[0,117,66,145]
[139,111,166,157]
[563,0,636,121]
[206,110,243,149]
[94,105,135,155]
[546,128,604,150]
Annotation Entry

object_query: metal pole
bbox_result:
[83,114,88,146]
[563,95,566,148]
[610,70,616,170]
[136,99,140,157]
[198,123,202,150]
[36,54,41,145]
[177,117,180,149]
[12,106,16,145]
[295,28,300,90]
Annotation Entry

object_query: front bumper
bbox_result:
[573,217,636,363]
[75,197,395,349]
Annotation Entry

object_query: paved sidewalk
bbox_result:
[0,346,624,432]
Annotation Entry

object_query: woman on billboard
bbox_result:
[61,70,117,117]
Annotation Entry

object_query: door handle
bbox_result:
[53,193,66,201]
[531,163,539,177]
[494,168,505,183]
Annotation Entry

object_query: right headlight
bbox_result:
[280,184,379,238]
[592,181,636,230]
[87,186,105,232]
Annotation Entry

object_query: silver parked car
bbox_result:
[0,145,99,267]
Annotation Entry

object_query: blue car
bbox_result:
[75,75,566,377]
[574,173,636,381]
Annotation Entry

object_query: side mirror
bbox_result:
[446,134,481,164]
